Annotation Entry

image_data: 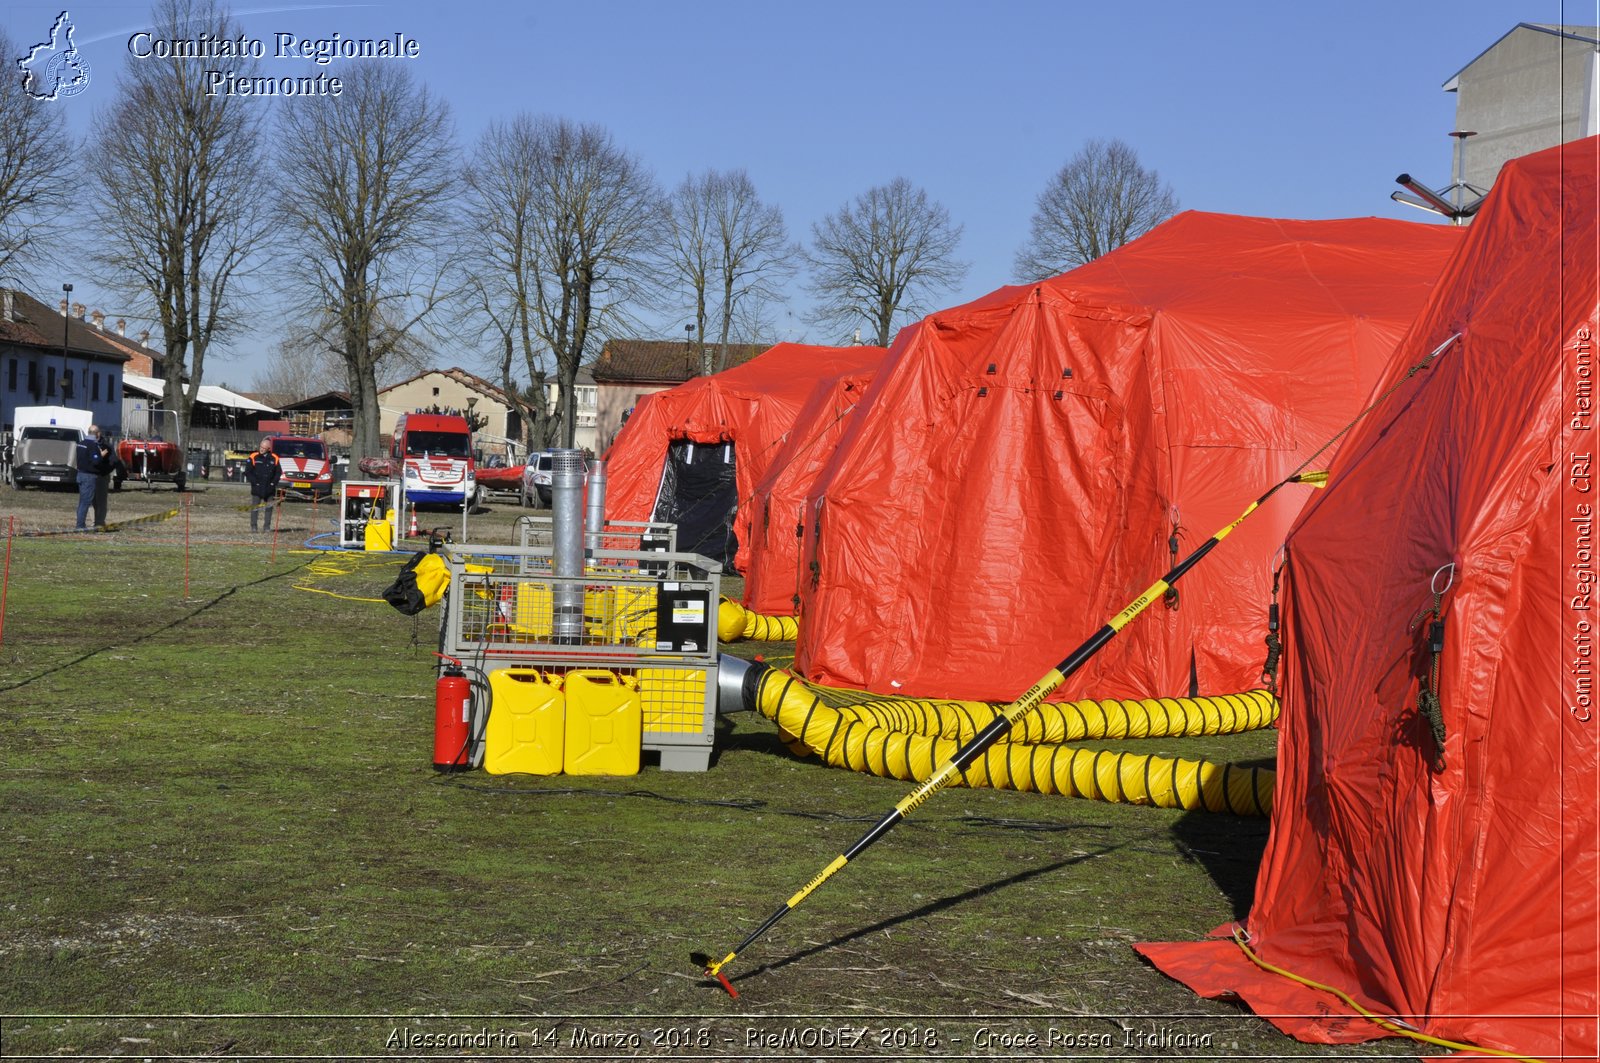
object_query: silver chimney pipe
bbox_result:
[584,458,608,555]
[550,448,587,643]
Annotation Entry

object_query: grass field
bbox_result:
[0,483,1423,1059]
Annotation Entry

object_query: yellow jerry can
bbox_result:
[563,669,642,775]
[363,513,393,551]
[484,668,564,775]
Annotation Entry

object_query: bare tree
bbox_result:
[662,170,793,375]
[464,117,571,450]
[1014,138,1178,282]
[662,172,714,374]
[469,116,658,450]
[805,177,966,348]
[0,29,71,282]
[460,275,550,452]
[250,323,346,407]
[467,286,553,451]
[708,170,792,371]
[87,0,266,446]
[274,61,456,461]
[252,310,429,407]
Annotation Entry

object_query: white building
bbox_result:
[545,367,598,454]
[0,290,129,435]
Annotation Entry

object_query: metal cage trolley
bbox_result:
[438,543,721,773]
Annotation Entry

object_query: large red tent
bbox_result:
[793,211,1463,702]
[602,342,885,569]
[1139,138,1599,1062]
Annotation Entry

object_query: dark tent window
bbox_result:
[654,440,737,565]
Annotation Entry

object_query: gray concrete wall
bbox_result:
[1452,25,1600,191]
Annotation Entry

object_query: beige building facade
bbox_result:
[378,368,520,450]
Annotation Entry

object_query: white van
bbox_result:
[520,450,553,508]
[11,406,92,489]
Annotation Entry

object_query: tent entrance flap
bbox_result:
[655,440,738,565]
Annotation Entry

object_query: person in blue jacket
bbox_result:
[74,425,111,531]
[245,436,281,533]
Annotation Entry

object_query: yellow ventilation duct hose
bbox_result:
[717,598,800,643]
[749,665,1274,816]
[834,689,1278,743]
[711,600,1278,744]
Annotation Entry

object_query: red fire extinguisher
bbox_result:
[433,653,472,772]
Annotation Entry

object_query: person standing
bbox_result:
[74,425,110,531]
[92,432,114,528]
[245,436,281,534]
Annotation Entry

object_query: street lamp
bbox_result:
[61,283,72,407]
[1389,130,1486,225]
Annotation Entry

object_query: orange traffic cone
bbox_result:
[408,508,418,537]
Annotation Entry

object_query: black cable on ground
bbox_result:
[0,555,317,694]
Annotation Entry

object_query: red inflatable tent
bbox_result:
[602,342,885,569]
[794,212,1462,701]
[744,362,880,615]
[1139,139,1600,1061]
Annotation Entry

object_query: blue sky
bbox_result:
[5,0,1595,384]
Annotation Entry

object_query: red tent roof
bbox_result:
[602,342,886,571]
[1140,138,1600,1062]
[794,211,1463,701]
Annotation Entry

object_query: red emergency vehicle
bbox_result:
[391,413,478,508]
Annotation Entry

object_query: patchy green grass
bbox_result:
[0,492,1423,1057]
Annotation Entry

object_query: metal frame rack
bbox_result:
[513,516,677,555]
[438,543,720,772]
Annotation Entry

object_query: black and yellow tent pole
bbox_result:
[696,333,1463,995]
[696,470,1334,995]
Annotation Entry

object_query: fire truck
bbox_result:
[391,412,478,508]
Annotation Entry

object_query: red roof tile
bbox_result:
[589,338,770,384]
[379,366,512,404]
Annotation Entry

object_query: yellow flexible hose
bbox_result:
[718,598,800,642]
[294,552,405,603]
[752,667,1274,815]
[833,689,1277,743]
[716,599,1278,747]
